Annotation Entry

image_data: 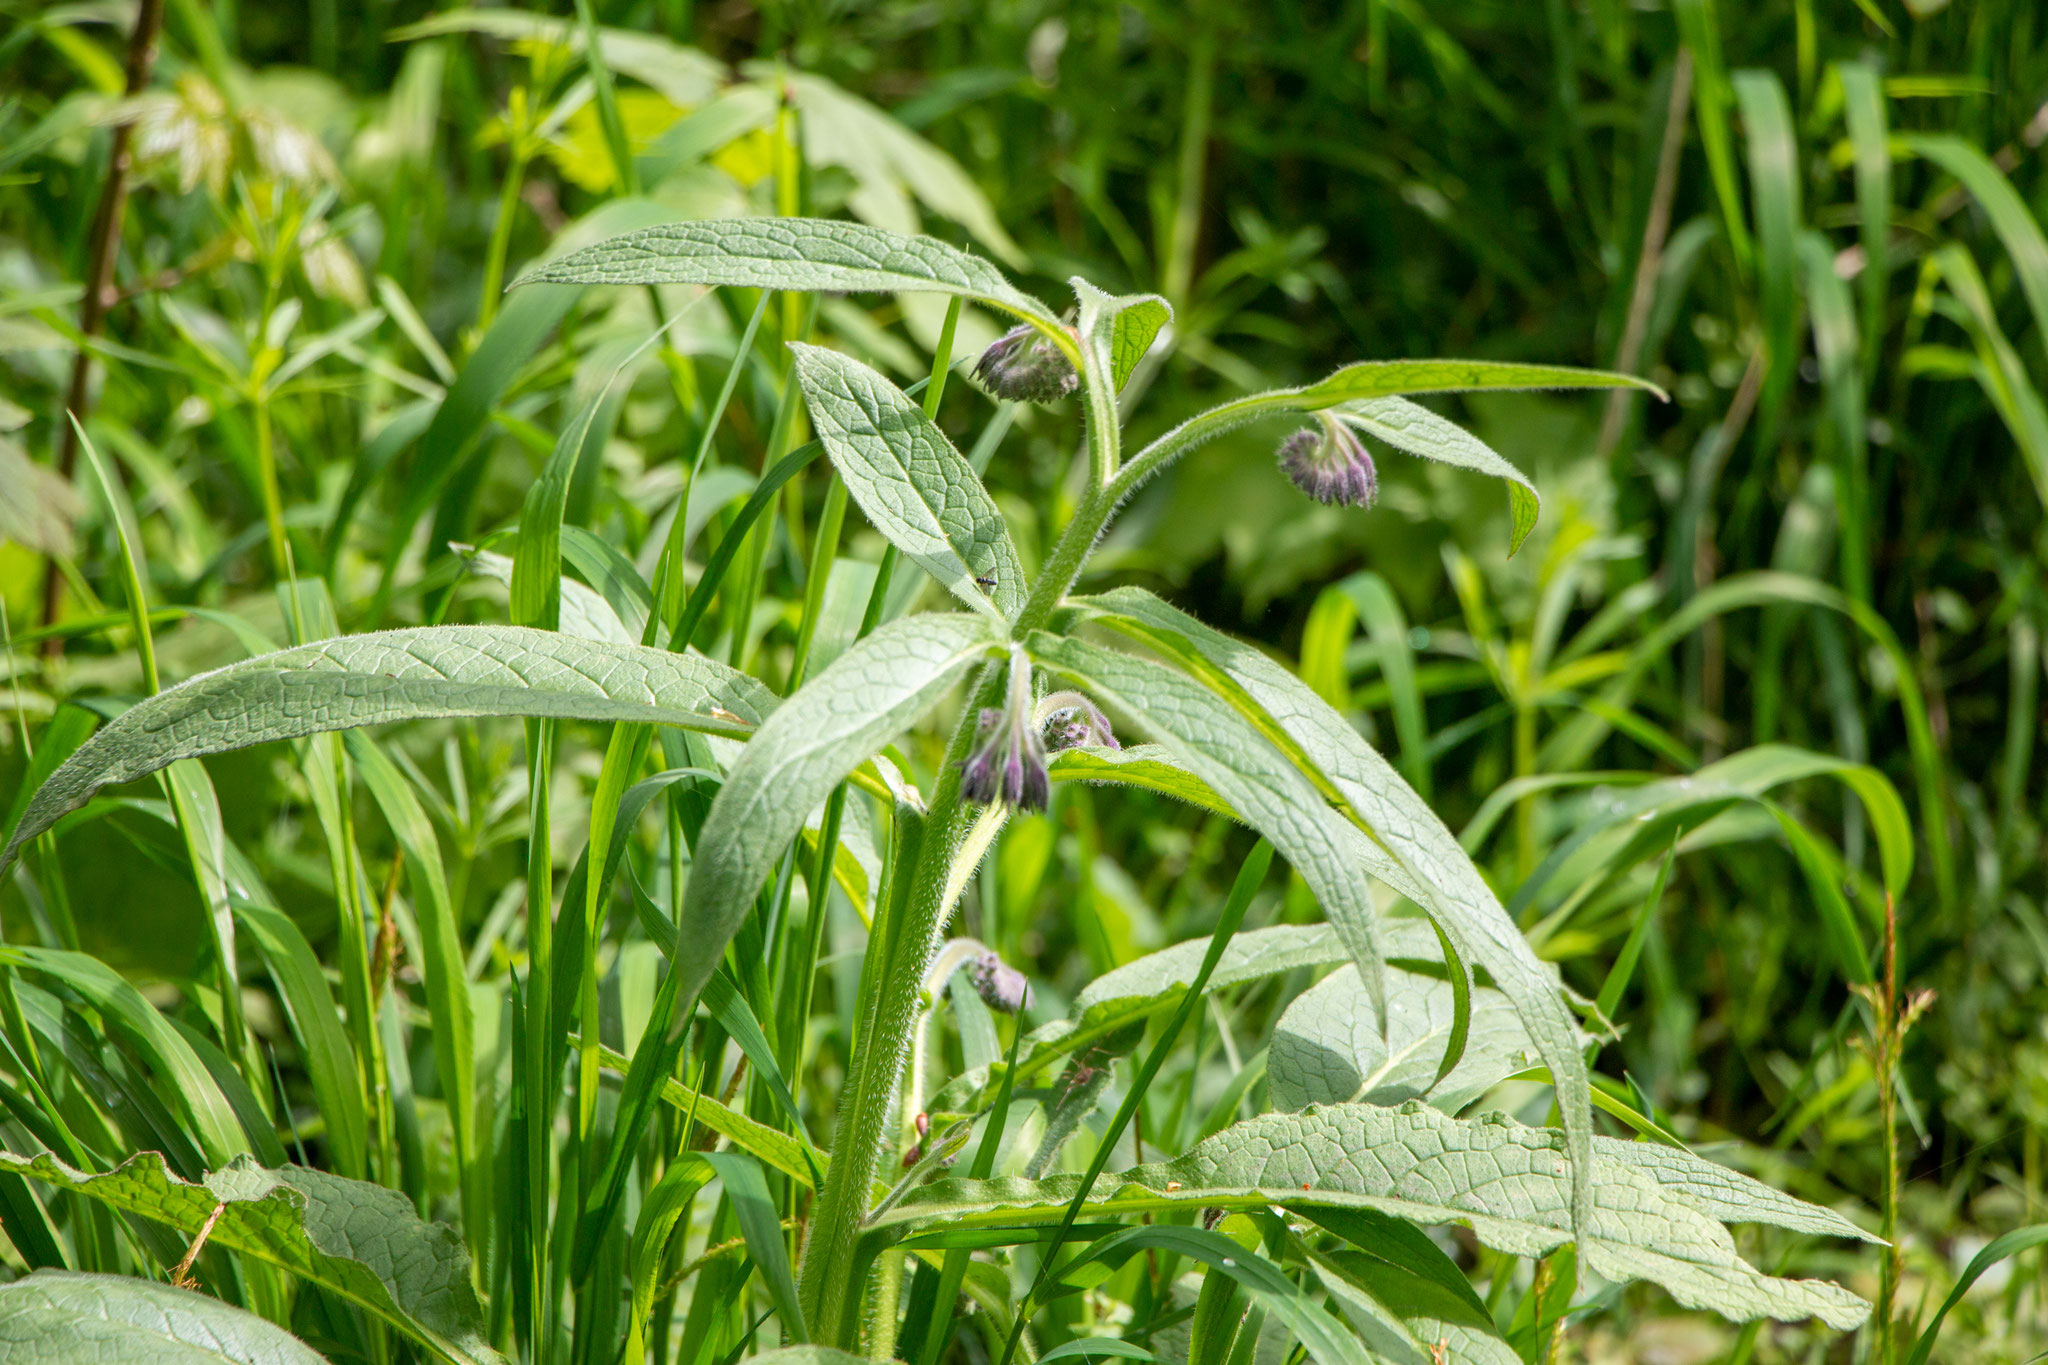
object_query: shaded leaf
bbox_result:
[0,1151,501,1365]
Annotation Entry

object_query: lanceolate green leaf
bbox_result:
[0,1271,327,1365]
[517,217,1059,327]
[1334,397,1540,553]
[0,626,777,875]
[1115,360,1657,499]
[678,612,998,1023]
[791,343,1025,620]
[877,1103,1871,1330]
[1026,632,1394,1020]
[1296,359,1666,405]
[0,1151,503,1365]
[1046,743,1235,816]
[1732,69,1800,435]
[1070,587,1597,1233]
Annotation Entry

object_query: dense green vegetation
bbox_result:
[3,0,2047,1361]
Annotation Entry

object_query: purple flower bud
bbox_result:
[1277,413,1378,508]
[968,951,1032,1014]
[1037,690,1119,753]
[973,324,1079,404]
[959,652,1050,812]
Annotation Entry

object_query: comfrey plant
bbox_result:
[0,217,1875,1363]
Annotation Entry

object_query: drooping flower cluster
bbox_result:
[1037,691,1120,753]
[959,650,1050,812]
[973,323,1079,403]
[1276,411,1379,508]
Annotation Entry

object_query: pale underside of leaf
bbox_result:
[0,625,777,875]
[791,343,1024,619]
[879,1102,1871,1330]
[516,216,1057,326]
[676,612,997,1019]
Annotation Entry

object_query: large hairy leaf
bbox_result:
[1027,633,1394,1018]
[1072,587,1598,1234]
[877,1103,1872,1330]
[0,626,776,874]
[677,613,998,1020]
[518,216,1057,326]
[791,343,1024,620]
[0,1151,502,1365]
[0,1271,325,1365]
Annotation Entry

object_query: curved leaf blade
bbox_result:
[0,626,778,874]
[1026,632,1393,1021]
[517,216,1057,326]
[0,1271,327,1365]
[0,1151,503,1365]
[1334,397,1540,554]
[1072,587,1597,1234]
[791,344,1024,620]
[677,613,998,1022]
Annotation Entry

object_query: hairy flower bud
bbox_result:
[968,950,1032,1014]
[1277,412,1378,508]
[973,324,1079,404]
[958,651,1050,812]
[1037,690,1119,753]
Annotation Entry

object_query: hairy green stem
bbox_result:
[801,314,1127,1346]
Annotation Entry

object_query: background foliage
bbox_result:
[3,0,2048,1361]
